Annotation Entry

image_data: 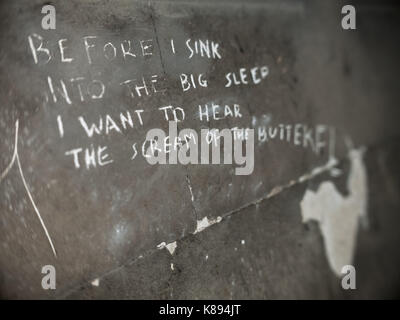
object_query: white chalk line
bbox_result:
[0,120,19,183]
[0,120,57,258]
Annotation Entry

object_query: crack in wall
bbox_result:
[185,173,199,221]
[58,153,348,298]
[149,5,166,77]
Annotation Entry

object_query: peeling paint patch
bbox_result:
[194,216,222,234]
[157,241,177,255]
[330,167,342,177]
[91,278,100,287]
[165,241,177,255]
[267,185,284,198]
[300,148,368,276]
[298,158,339,183]
[156,242,166,250]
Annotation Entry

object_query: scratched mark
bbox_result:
[0,120,57,258]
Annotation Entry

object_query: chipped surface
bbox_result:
[91,278,100,287]
[165,241,177,255]
[300,148,368,276]
[194,216,223,234]
[0,0,399,299]
[65,142,400,299]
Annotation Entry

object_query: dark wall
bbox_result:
[0,0,399,299]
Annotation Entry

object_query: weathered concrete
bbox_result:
[0,0,399,299]
[64,142,400,299]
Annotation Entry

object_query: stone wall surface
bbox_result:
[0,0,399,299]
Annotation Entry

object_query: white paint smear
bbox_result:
[300,148,368,276]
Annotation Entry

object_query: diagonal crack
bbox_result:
[185,173,199,221]
[58,154,343,299]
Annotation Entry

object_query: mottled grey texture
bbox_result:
[0,0,399,299]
